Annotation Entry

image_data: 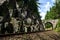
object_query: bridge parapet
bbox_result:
[42,19,59,29]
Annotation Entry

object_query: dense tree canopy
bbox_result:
[45,0,60,20]
[0,0,44,34]
[45,5,58,20]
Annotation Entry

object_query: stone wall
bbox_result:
[43,19,59,29]
[0,0,44,34]
[0,17,44,34]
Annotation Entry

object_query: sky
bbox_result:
[38,0,55,20]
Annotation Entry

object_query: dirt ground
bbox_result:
[0,30,60,40]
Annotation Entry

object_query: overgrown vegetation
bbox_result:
[45,0,60,20]
[55,19,60,32]
[45,22,53,30]
[0,0,44,34]
[45,0,60,32]
[45,22,53,28]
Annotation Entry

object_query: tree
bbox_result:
[45,22,53,30]
[56,1,60,18]
[0,0,44,34]
[16,0,44,32]
[6,23,14,33]
[45,5,58,20]
[45,0,60,20]
[0,1,11,34]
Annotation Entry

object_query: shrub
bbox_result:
[55,19,60,32]
[45,22,53,28]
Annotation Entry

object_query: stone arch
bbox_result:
[45,22,53,30]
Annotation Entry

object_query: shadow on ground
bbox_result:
[0,30,60,40]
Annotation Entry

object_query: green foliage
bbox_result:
[55,19,60,32]
[45,0,60,32]
[45,22,53,28]
[45,5,58,20]
[55,27,60,32]
[56,1,60,18]
[45,0,60,20]
[55,0,60,31]
[57,19,60,27]
[0,0,43,34]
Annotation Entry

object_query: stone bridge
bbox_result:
[42,19,59,29]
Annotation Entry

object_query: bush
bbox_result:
[55,19,60,32]
[56,19,60,28]
[45,22,53,28]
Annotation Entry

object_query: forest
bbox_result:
[45,0,60,32]
[0,0,44,34]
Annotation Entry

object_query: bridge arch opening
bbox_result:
[45,22,53,30]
